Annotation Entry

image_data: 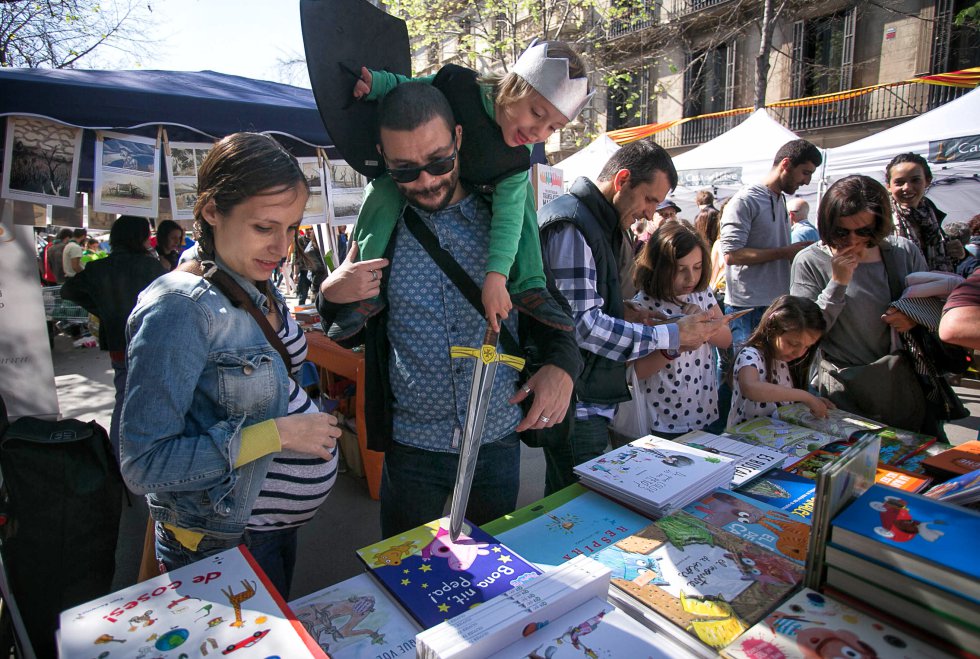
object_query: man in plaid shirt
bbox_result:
[538,141,724,494]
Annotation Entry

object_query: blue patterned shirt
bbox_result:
[387,194,522,452]
[542,223,678,420]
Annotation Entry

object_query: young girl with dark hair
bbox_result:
[630,222,732,437]
[727,294,830,427]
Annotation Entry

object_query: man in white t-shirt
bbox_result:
[62,228,87,278]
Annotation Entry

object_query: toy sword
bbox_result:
[448,326,525,541]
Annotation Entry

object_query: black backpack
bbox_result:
[0,397,122,658]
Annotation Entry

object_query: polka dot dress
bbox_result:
[630,290,719,434]
[727,346,793,428]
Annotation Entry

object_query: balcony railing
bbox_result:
[604,1,659,39]
[769,81,970,132]
[654,112,749,149]
[677,0,735,17]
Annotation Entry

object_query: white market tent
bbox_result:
[553,134,620,189]
[822,87,980,222]
[669,109,822,215]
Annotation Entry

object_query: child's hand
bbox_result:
[352,66,373,99]
[483,272,512,332]
[804,393,831,419]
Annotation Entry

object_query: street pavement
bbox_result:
[50,317,979,601]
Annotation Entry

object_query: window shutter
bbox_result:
[791,20,805,98]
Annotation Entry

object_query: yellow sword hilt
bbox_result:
[450,326,525,371]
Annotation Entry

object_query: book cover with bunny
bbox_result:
[355,517,540,628]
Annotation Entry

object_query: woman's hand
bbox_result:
[319,241,390,304]
[275,413,341,461]
[830,243,863,285]
[881,307,917,333]
[352,67,373,99]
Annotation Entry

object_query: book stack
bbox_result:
[923,440,980,479]
[736,468,816,519]
[825,484,980,654]
[923,467,980,504]
[481,483,653,570]
[289,572,420,658]
[573,435,735,518]
[721,588,956,658]
[415,555,678,658]
[591,510,803,656]
[673,430,787,486]
[58,546,325,658]
[354,517,541,630]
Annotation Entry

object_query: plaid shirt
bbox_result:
[542,223,678,419]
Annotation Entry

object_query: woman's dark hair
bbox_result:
[694,208,720,246]
[154,220,183,255]
[742,295,826,387]
[193,132,308,259]
[817,175,895,248]
[109,215,152,253]
[634,221,710,304]
[885,152,932,184]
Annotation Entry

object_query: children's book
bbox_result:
[720,588,954,659]
[482,484,652,570]
[736,468,816,520]
[726,417,837,462]
[785,450,838,479]
[354,517,541,629]
[875,465,933,493]
[289,573,420,659]
[592,511,802,650]
[58,545,325,658]
[923,440,980,478]
[674,430,787,487]
[830,484,980,602]
[573,435,735,517]
[682,488,811,564]
[924,467,980,504]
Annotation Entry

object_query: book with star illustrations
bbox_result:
[354,517,541,629]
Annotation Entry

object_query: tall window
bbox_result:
[935,0,980,72]
[606,68,648,131]
[682,41,736,144]
[791,7,856,98]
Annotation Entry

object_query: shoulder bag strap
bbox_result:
[203,264,293,371]
[401,206,521,356]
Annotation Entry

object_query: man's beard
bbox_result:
[397,169,459,212]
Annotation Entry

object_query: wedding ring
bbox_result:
[370,270,378,282]
[521,384,532,394]
[539,415,550,423]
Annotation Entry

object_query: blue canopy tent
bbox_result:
[0,68,337,183]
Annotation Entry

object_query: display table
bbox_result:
[304,331,383,500]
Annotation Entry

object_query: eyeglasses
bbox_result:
[383,140,457,183]
[831,225,876,240]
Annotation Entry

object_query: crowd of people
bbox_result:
[32,38,980,600]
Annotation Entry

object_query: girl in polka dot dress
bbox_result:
[630,222,733,438]
[727,294,833,427]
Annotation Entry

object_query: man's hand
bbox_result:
[676,311,726,351]
[623,300,668,326]
[319,241,390,304]
[509,365,574,432]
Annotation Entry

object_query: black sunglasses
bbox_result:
[831,225,876,240]
[384,140,457,183]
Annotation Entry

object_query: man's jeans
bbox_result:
[380,434,521,538]
[543,415,611,496]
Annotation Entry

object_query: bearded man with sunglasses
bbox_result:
[317,83,581,536]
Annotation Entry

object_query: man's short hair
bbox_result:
[378,82,456,135]
[773,139,822,168]
[71,228,87,239]
[695,190,714,206]
[788,198,809,219]
[56,228,73,240]
[597,140,678,190]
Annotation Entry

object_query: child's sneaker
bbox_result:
[327,298,386,341]
[511,288,574,331]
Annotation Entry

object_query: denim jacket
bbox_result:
[120,259,289,538]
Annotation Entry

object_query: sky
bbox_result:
[135,0,311,87]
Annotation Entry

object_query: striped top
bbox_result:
[247,301,338,531]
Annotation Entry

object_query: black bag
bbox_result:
[822,353,928,431]
[0,406,122,658]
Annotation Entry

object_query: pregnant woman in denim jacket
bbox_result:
[120,133,341,597]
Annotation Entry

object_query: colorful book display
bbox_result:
[721,588,954,659]
[58,545,325,658]
[482,483,652,570]
[592,511,803,651]
[875,465,933,493]
[924,466,980,504]
[682,488,811,564]
[573,435,735,517]
[726,416,837,463]
[736,468,816,520]
[674,430,787,486]
[354,517,540,629]
[416,556,677,658]
[289,573,419,659]
[922,440,980,478]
